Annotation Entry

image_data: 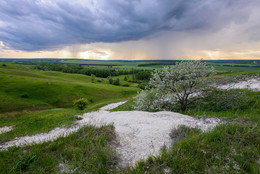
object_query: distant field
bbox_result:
[214,66,260,72]
[1,58,260,71]
[61,59,260,71]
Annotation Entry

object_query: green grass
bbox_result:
[0,100,117,143]
[111,98,136,111]
[0,63,138,113]
[0,109,78,143]
[0,125,118,173]
[183,89,260,122]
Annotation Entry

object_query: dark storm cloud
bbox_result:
[0,0,258,51]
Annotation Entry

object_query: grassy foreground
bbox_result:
[0,125,118,173]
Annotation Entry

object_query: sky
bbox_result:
[0,0,260,60]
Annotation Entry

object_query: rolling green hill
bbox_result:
[0,63,138,113]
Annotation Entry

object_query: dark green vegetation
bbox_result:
[34,63,135,78]
[0,125,118,173]
[187,89,260,121]
[73,98,88,110]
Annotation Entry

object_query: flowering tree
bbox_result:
[134,61,214,111]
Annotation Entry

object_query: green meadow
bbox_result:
[0,62,138,113]
[0,62,138,142]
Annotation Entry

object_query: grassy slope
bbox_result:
[0,125,118,173]
[0,109,78,143]
[0,63,138,113]
[0,62,138,142]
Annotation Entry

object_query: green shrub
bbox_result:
[113,78,120,85]
[123,84,130,87]
[73,98,88,110]
[108,78,113,84]
[91,74,96,83]
[138,82,148,89]
[21,93,29,98]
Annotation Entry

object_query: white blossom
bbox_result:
[134,61,215,111]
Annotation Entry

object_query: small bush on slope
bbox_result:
[73,98,88,110]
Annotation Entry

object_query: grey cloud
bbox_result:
[0,0,259,51]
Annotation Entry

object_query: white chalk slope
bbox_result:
[0,101,222,166]
[218,78,260,91]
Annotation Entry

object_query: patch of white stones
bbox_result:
[218,78,260,91]
[0,126,13,135]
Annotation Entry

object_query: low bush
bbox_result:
[138,82,148,89]
[113,78,120,85]
[21,93,29,98]
[108,78,113,84]
[73,98,88,110]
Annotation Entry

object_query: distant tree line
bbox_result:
[138,62,176,67]
[34,63,151,79]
